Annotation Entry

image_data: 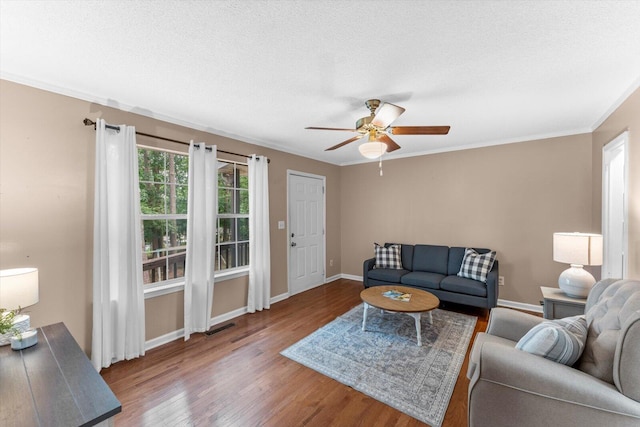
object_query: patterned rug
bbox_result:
[281,303,477,426]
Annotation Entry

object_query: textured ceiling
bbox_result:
[2,0,640,165]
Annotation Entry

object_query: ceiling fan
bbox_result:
[306,99,450,158]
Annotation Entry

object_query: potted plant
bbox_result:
[0,308,17,346]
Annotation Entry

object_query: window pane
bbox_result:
[218,188,233,214]
[238,242,249,267]
[218,163,234,188]
[174,154,189,185]
[168,219,188,247]
[142,219,166,284]
[142,219,167,254]
[218,243,236,270]
[236,164,248,189]
[237,217,249,241]
[140,183,166,214]
[218,218,236,243]
[169,184,189,215]
[138,149,166,183]
[237,189,248,214]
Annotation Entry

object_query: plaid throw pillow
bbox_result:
[457,248,496,283]
[374,243,403,269]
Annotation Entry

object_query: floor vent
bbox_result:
[205,323,235,336]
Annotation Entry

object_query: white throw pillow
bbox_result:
[516,315,587,366]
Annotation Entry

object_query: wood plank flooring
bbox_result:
[101,279,491,426]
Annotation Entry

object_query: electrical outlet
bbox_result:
[498,276,505,287]
[329,259,334,267]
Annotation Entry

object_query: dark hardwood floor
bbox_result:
[101,279,491,426]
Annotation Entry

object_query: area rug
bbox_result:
[281,304,477,426]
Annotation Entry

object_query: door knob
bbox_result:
[291,242,297,247]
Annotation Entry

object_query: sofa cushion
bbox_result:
[458,248,496,283]
[400,271,445,290]
[412,244,449,275]
[580,279,640,389]
[516,315,587,366]
[368,268,409,284]
[441,275,487,297]
[374,243,402,269]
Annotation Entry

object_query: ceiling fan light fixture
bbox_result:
[358,141,387,159]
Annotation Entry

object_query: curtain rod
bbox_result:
[83,118,269,162]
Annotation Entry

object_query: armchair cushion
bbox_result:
[515,315,587,365]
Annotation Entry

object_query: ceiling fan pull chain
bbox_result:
[379,156,383,176]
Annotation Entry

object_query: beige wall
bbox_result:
[340,134,594,305]
[1,77,636,355]
[592,86,640,279]
[0,79,341,352]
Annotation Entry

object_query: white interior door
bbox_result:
[602,132,628,279]
[288,172,325,295]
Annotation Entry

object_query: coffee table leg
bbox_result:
[429,311,433,324]
[362,302,369,331]
[410,313,422,346]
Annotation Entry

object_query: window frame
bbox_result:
[216,161,250,274]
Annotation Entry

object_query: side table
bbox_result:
[540,286,587,319]
[0,322,121,426]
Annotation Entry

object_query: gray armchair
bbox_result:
[467,279,640,427]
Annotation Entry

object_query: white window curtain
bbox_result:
[247,155,271,312]
[92,119,145,371]
[184,142,217,340]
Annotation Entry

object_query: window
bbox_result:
[138,147,189,286]
[216,162,249,271]
[138,146,250,288]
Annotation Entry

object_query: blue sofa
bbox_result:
[363,244,499,309]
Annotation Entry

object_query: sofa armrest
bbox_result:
[470,340,640,420]
[363,257,375,288]
[485,307,545,341]
[484,260,499,308]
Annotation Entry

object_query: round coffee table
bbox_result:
[360,285,440,346]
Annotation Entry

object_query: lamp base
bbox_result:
[558,265,595,298]
[11,329,38,350]
[0,314,30,346]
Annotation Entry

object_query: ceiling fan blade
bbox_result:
[377,134,401,153]
[325,134,364,151]
[306,126,357,132]
[371,102,406,128]
[389,126,450,135]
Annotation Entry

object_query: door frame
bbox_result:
[602,131,629,279]
[286,170,327,296]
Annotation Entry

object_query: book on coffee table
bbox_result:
[382,289,412,302]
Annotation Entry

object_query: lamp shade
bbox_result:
[553,233,603,266]
[0,268,39,310]
[358,141,387,159]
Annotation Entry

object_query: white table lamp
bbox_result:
[553,233,602,298]
[0,268,39,347]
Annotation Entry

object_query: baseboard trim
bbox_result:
[325,274,342,283]
[497,298,543,313]
[145,291,291,351]
[340,273,362,282]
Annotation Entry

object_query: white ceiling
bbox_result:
[2,1,640,165]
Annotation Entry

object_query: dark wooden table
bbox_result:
[0,322,121,426]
